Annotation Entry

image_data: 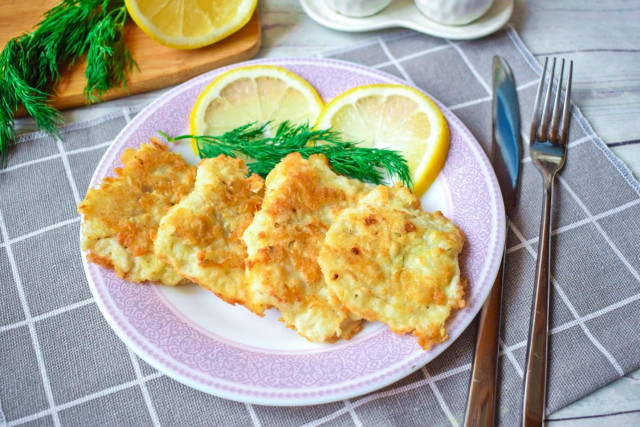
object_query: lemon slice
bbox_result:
[125,0,256,49]
[316,84,450,196]
[190,65,324,151]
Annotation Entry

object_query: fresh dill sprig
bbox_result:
[159,121,413,188]
[0,0,136,167]
[85,3,135,102]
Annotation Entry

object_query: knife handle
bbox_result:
[464,231,507,427]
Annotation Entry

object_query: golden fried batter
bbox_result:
[78,139,196,285]
[318,184,465,350]
[243,153,372,342]
[155,156,264,306]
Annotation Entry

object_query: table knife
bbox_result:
[464,56,521,427]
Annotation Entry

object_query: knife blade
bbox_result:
[464,56,521,427]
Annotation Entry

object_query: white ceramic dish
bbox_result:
[82,58,505,406]
[325,0,393,17]
[414,0,494,26]
[300,0,513,40]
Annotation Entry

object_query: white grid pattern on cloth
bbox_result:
[299,364,473,427]
[506,196,640,254]
[127,350,161,427]
[0,141,112,175]
[447,96,492,112]
[422,367,458,427]
[448,78,539,111]
[500,337,524,378]
[0,217,81,249]
[558,176,640,284]
[0,397,6,427]
[446,40,492,95]
[0,297,94,334]
[2,27,640,427]
[0,209,61,427]
[342,400,363,427]
[373,44,453,71]
[55,137,81,206]
[440,36,631,378]
[378,36,418,87]
[246,404,263,427]
[507,221,625,376]
[6,372,164,427]
[122,106,132,123]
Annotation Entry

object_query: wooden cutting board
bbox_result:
[1,1,261,115]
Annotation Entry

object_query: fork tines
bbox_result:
[530,57,574,145]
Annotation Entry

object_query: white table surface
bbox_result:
[14,0,640,425]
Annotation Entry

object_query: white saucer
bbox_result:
[300,0,513,40]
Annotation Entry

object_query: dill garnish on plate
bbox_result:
[0,0,135,167]
[159,121,413,188]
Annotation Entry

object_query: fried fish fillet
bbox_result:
[154,156,264,306]
[78,139,196,285]
[318,184,466,350]
[243,153,372,342]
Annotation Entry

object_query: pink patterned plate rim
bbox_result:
[81,58,505,406]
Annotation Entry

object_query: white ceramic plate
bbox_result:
[82,58,505,406]
[300,0,513,40]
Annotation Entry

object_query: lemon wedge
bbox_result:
[316,84,450,196]
[189,65,324,152]
[125,0,256,49]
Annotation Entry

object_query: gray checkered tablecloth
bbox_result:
[1,27,639,426]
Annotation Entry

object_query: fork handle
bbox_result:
[522,179,553,426]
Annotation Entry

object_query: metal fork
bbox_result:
[522,57,573,426]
